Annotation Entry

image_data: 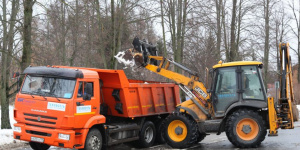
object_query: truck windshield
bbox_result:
[21,75,76,99]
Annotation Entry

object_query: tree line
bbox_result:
[1,0,300,129]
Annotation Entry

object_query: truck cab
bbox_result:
[14,66,104,149]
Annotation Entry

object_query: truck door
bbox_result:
[74,80,98,128]
[212,67,238,117]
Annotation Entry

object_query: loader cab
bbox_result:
[210,61,267,117]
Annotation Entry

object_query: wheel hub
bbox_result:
[242,125,252,134]
[144,126,154,143]
[175,126,183,135]
[90,136,100,150]
[168,120,188,142]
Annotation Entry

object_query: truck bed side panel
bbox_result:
[95,70,180,118]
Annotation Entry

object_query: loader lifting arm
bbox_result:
[128,37,213,118]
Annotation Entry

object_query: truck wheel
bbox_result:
[138,121,156,148]
[155,119,166,144]
[29,142,50,150]
[84,128,102,150]
[225,109,267,148]
[292,104,299,121]
[162,113,198,149]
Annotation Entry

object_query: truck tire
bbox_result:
[29,142,50,150]
[84,128,102,150]
[225,109,267,148]
[162,113,198,149]
[138,121,156,148]
[155,119,166,144]
[292,104,299,121]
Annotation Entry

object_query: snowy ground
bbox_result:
[0,105,26,149]
[0,105,299,148]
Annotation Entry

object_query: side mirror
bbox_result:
[12,72,20,79]
[83,83,93,100]
[12,72,20,91]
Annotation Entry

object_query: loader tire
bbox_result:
[162,113,198,149]
[292,104,299,121]
[196,132,206,143]
[225,109,267,148]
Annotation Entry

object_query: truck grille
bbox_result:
[24,113,57,126]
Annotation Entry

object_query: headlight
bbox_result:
[14,126,21,133]
[58,133,70,140]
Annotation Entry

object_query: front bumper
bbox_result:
[13,123,78,149]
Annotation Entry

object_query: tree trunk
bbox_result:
[229,0,237,62]
[222,1,229,61]
[175,0,183,73]
[21,0,34,71]
[298,0,300,83]
[61,1,66,65]
[114,0,126,69]
[180,0,187,62]
[95,0,108,69]
[110,0,116,69]
[263,0,270,87]
[160,0,167,56]
[69,0,79,66]
[215,0,222,61]
[236,0,242,60]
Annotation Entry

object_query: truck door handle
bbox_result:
[93,107,97,109]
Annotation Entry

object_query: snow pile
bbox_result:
[297,105,300,117]
[114,50,135,69]
[0,105,16,145]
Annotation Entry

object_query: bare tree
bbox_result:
[289,0,300,83]
[0,0,20,129]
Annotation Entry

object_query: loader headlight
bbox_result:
[58,133,70,140]
[14,126,21,133]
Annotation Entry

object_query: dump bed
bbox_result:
[85,69,180,118]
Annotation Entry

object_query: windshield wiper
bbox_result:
[47,93,61,102]
[22,91,35,98]
[32,91,47,100]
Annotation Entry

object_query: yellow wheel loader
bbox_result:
[115,37,297,148]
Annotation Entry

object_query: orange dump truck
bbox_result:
[13,66,180,150]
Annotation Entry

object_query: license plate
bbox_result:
[31,136,44,143]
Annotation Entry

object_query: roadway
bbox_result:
[12,121,300,150]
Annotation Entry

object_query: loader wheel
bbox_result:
[196,132,206,143]
[138,121,156,148]
[162,113,198,149]
[84,128,102,150]
[29,142,50,150]
[225,109,267,148]
[292,104,299,121]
